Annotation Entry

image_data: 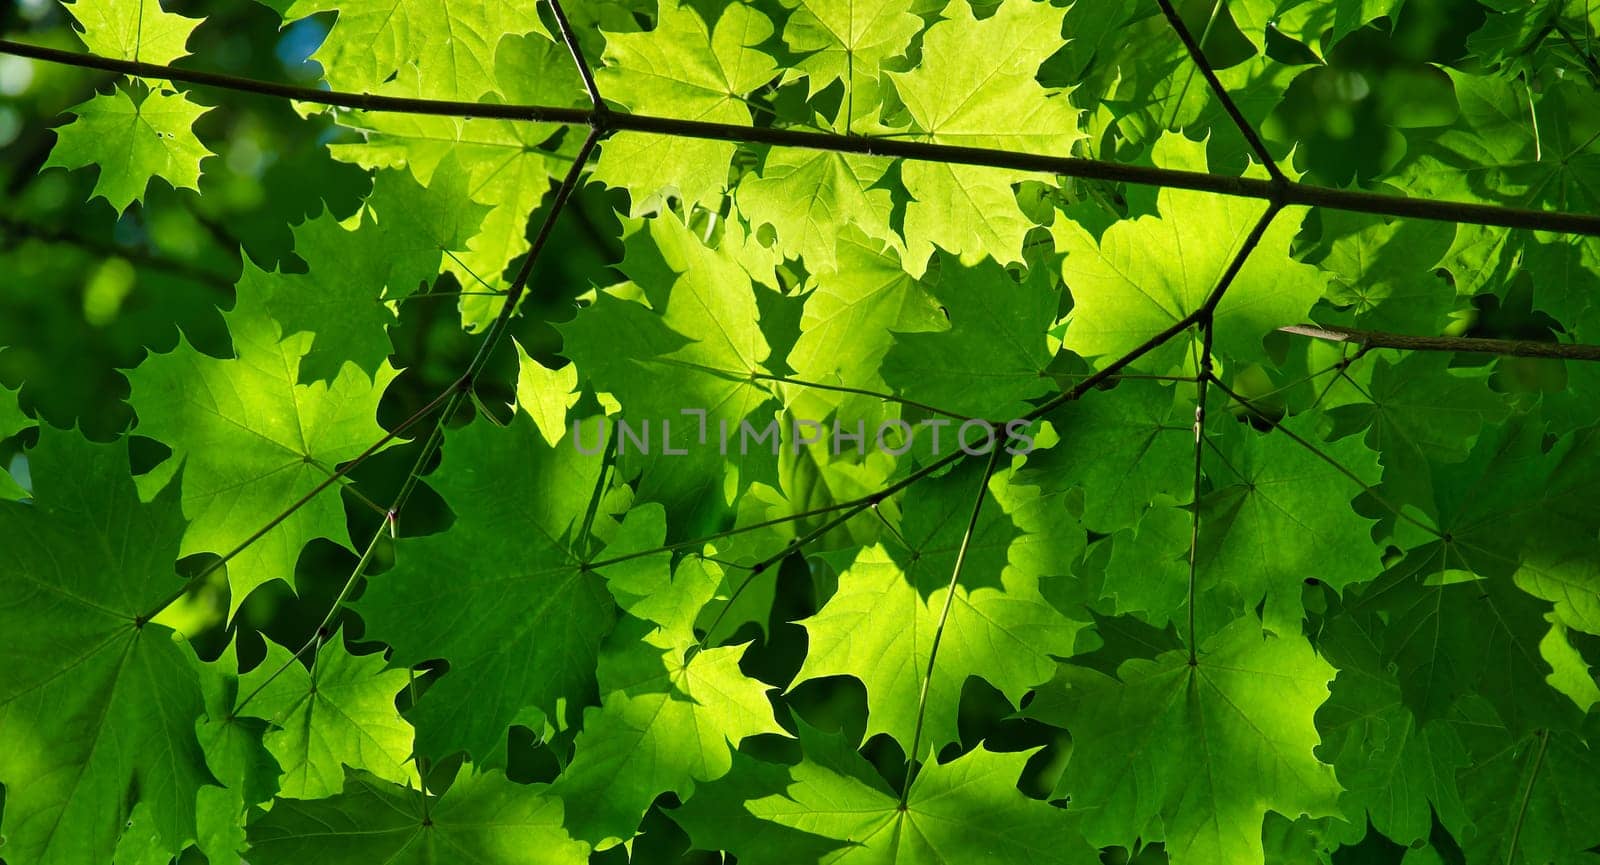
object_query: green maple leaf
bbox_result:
[246,161,489,379]
[1059,0,1303,161]
[191,641,281,864]
[62,0,202,64]
[886,0,1075,144]
[880,252,1060,419]
[788,545,966,753]
[780,229,944,426]
[778,0,921,128]
[193,640,281,806]
[665,744,847,864]
[0,429,214,865]
[736,147,898,272]
[1314,609,1470,847]
[1092,505,1195,626]
[1524,234,1600,324]
[1357,562,1575,735]
[235,631,419,799]
[1520,540,1600,637]
[593,0,778,213]
[675,722,1099,865]
[1311,210,1458,334]
[234,255,394,385]
[794,464,1085,756]
[1037,615,1342,865]
[1398,72,1600,213]
[1229,0,1404,54]
[1388,416,1550,572]
[551,618,786,848]
[1467,0,1599,67]
[194,785,247,865]
[1326,352,1508,492]
[46,85,214,214]
[514,339,579,446]
[246,768,588,865]
[1139,56,1303,167]
[1449,698,1600,865]
[679,484,801,644]
[1387,415,1600,588]
[266,0,546,99]
[112,802,174,865]
[1058,133,1326,374]
[559,214,775,529]
[356,414,654,759]
[125,293,399,613]
[359,159,494,297]
[1548,309,1600,436]
[1196,416,1383,632]
[884,0,1081,271]
[1017,379,1193,533]
[1365,418,1600,729]
[1542,620,1600,712]
[1393,73,1600,296]
[0,382,31,443]
[894,458,1086,601]
[1065,5,1192,148]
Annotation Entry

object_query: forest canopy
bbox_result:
[3,0,1600,863]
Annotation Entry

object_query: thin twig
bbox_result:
[546,0,605,114]
[1183,204,1281,660]
[1154,0,1285,182]
[1187,360,1211,664]
[577,431,617,561]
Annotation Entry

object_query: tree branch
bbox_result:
[1278,323,1600,361]
[6,39,1600,236]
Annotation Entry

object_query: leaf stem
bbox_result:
[1507,729,1550,865]
[577,430,618,561]
[546,0,604,114]
[899,446,1002,803]
[1154,0,1285,182]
